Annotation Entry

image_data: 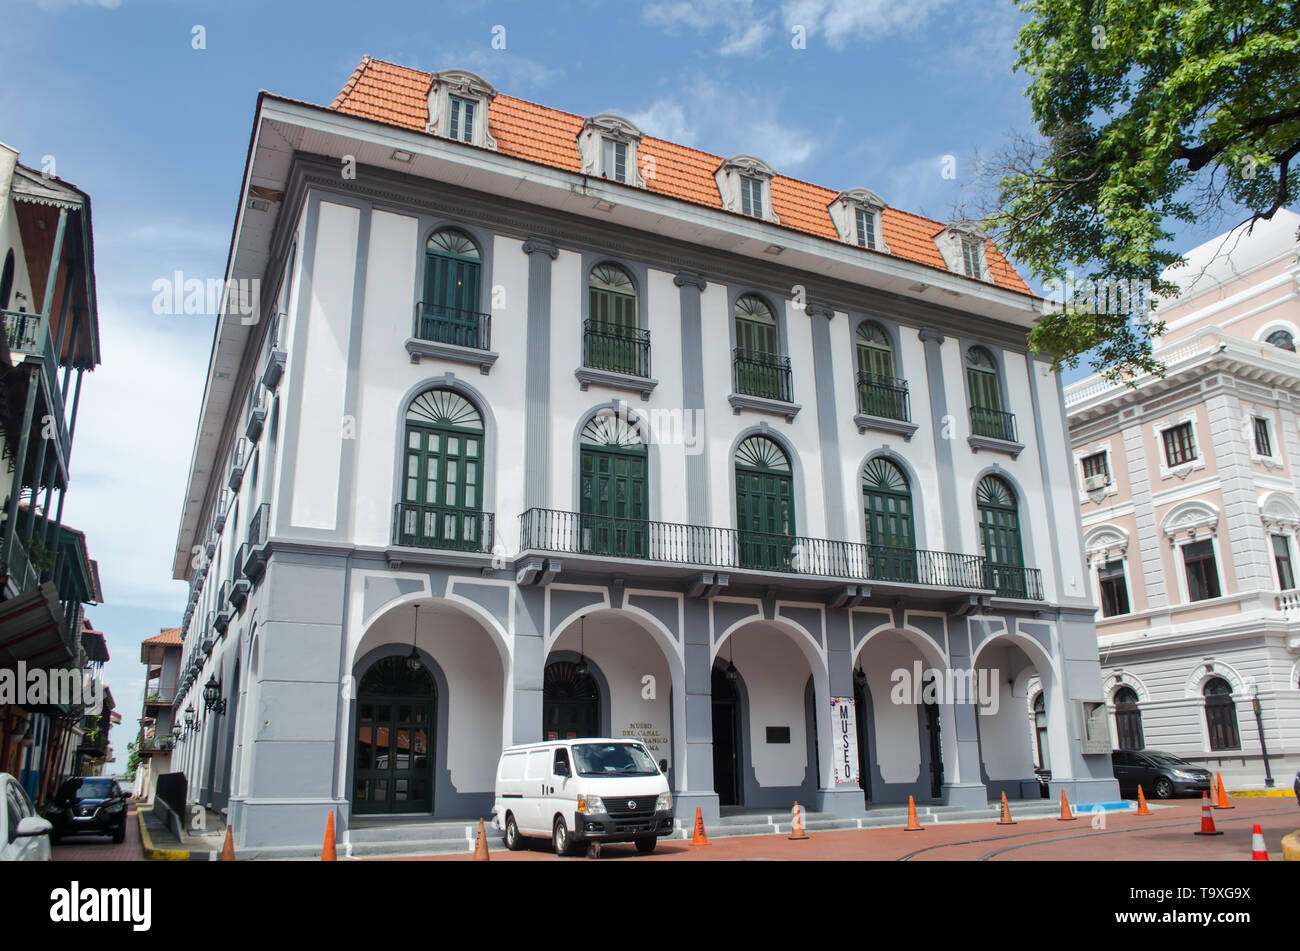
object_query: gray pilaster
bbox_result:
[808,303,846,538]
[920,328,961,550]
[675,271,710,526]
[1122,421,1168,604]
[522,237,558,509]
[676,597,720,825]
[512,585,545,744]
[1206,389,1271,591]
[941,615,988,808]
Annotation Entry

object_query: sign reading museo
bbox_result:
[830,697,859,786]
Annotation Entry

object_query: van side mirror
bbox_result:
[553,760,570,777]
[659,759,668,773]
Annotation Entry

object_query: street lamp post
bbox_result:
[1250,682,1275,788]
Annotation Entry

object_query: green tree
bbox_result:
[989,0,1300,382]
[125,739,141,778]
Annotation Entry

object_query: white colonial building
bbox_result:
[168,57,1118,854]
[1066,209,1300,790]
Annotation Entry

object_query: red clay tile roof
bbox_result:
[328,57,1032,296]
[145,627,183,647]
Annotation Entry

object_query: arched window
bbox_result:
[398,389,487,551]
[1203,677,1240,750]
[862,458,916,581]
[585,263,646,376]
[733,295,790,401]
[977,475,1026,597]
[1114,686,1144,751]
[1266,329,1296,352]
[420,229,486,348]
[856,323,907,420]
[735,435,795,570]
[967,346,1013,440]
[0,250,14,312]
[579,411,647,557]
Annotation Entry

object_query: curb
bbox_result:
[1227,789,1295,798]
[137,810,215,861]
[1283,830,1300,862]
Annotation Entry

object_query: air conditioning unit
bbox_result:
[1083,474,1110,491]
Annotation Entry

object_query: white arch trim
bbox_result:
[1103,670,1151,703]
[1183,658,1249,699]
[851,619,950,673]
[1161,499,1220,540]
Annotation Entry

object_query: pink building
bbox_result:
[1065,209,1300,791]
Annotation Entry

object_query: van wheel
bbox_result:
[1154,777,1174,799]
[552,816,576,856]
[635,837,657,854]
[503,813,523,851]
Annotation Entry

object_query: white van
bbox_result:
[492,739,674,854]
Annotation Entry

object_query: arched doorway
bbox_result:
[353,656,436,815]
[734,434,795,570]
[399,388,486,550]
[543,660,600,740]
[579,411,648,558]
[863,457,916,581]
[1032,691,1050,768]
[852,668,872,802]
[1114,686,1143,750]
[977,475,1027,597]
[711,664,742,806]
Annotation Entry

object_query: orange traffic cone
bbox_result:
[1057,790,1077,821]
[1193,792,1222,836]
[690,807,710,845]
[219,825,234,861]
[1136,786,1151,816]
[1250,824,1269,860]
[1214,773,1233,810]
[788,801,809,840]
[904,795,924,831]
[322,810,338,860]
[473,818,490,861]
[997,791,1016,825]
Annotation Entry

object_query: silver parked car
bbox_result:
[1,773,53,861]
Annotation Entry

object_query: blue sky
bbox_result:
[0,0,1233,768]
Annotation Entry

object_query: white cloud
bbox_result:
[780,0,956,49]
[643,0,776,57]
[435,47,562,93]
[625,74,815,169]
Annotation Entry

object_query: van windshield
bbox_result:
[571,743,658,777]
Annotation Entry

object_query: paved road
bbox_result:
[51,804,144,862]
[402,797,1298,862]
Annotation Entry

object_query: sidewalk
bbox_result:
[137,802,227,861]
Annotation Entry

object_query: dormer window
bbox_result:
[828,189,889,252]
[577,115,646,187]
[448,95,477,143]
[426,69,498,150]
[936,221,990,281]
[962,237,983,278]
[740,175,765,217]
[716,156,779,224]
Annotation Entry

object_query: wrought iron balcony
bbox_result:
[518,508,992,589]
[393,502,494,553]
[983,563,1044,601]
[970,406,1018,442]
[1,309,71,457]
[856,372,911,422]
[139,734,175,753]
[582,320,651,378]
[732,348,793,403]
[143,687,176,707]
[416,302,492,351]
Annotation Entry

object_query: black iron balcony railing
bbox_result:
[970,405,1018,442]
[518,508,992,589]
[984,563,1044,600]
[416,302,492,351]
[732,348,793,402]
[856,372,911,422]
[582,320,651,377]
[393,502,494,553]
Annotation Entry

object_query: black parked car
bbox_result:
[44,778,129,843]
[1111,750,1212,799]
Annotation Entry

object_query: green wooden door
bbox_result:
[862,458,916,581]
[588,264,639,374]
[734,436,795,570]
[400,390,484,551]
[856,323,901,418]
[423,231,482,347]
[580,447,647,557]
[734,295,782,399]
[353,657,435,816]
[977,476,1024,596]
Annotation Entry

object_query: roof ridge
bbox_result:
[330,54,373,110]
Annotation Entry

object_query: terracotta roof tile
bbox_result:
[144,627,183,647]
[327,57,1032,296]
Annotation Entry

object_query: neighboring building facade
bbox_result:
[1066,209,1300,788]
[134,627,181,803]
[0,142,106,806]
[170,58,1118,854]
